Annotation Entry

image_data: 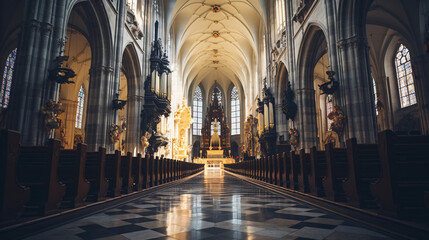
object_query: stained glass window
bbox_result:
[1,48,17,108]
[231,86,240,135]
[327,95,333,131]
[127,0,137,13]
[395,44,417,108]
[373,77,378,115]
[193,86,203,135]
[75,85,85,129]
[276,0,286,33]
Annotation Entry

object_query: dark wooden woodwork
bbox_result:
[142,155,150,189]
[132,154,143,191]
[282,152,290,188]
[154,157,160,185]
[322,143,348,202]
[308,147,326,197]
[148,155,155,187]
[289,151,300,190]
[17,139,65,216]
[0,130,30,221]
[298,149,310,193]
[105,151,122,197]
[342,139,380,208]
[58,144,90,208]
[85,147,109,202]
[120,153,134,194]
[370,130,429,219]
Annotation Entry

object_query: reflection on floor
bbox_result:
[25,169,394,240]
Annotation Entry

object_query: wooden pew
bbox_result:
[154,157,160,185]
[17,139,65,216]
[342,139,380,208]
[142,155,150,189]
[0,130,30,221]
[148,155,155,186]
[267,156,273,184]
[370,130,429,219]
[322,143,348,202]
[275,154,281,186]
[132,154,143,191]
[85,147,109,202]
[289,151,299,190]
[105,151,122,197]
[308,147,327,197]
[281,152,290,188]
[58,144,90,208]
[159,157,164,184]
[120,153,134,194]
[298,149,310,193]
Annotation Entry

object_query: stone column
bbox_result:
[86,66,115,151]
[8,0,70,145]
[337,36,377,143]
[411,54,429,134]
[126,94,144,155]
[296,88,318,150]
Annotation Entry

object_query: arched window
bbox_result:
[326,95,334,130]
[395,44,417,108]
[276,0,286,33]
[193,86,203,135]
[211,87,222,104]
[373,77,378,116]
[0,48,17,108]
[126,0,137,13]
[75,85,85,129]
[231,86,240,135]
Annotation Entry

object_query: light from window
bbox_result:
[127,0,137,13]
[327,95,333,131]
[193,86,203,135]
[373,77,378,115]
[276,0,286,33]
[0,48,17,108]
[395,44,417,108]
[231,86,240,135]
[75,85,85,129]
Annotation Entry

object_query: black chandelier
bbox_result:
[141,21,172,155]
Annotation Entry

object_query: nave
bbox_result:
[25,169,393,240]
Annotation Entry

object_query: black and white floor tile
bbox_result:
[24,169,394,240]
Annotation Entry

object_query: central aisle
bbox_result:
[26,169,393,240]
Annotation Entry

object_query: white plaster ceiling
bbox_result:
[167,0,265,98]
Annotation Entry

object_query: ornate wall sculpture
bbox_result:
[173,99,192,161]
[243,115,259,157]
[327,105,346,135]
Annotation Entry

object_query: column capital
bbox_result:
[337,36,368,49]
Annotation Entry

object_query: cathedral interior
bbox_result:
[1,0,429,239]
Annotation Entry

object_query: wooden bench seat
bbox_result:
[85,147,109,202]
[58,144,90,208]
[371,130,429,220]
[322,143,348,202]
[132,154,143,191]
[342,139,380,208]
[308,147,327,197]
[120,153,134,194]
[289,151,300,190]
[298,149,310,193]
[105,151,122,197]
[16,139,65,216]
[0,130,30,221]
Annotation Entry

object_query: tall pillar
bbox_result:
[296,88,317,149]
[126,94,144,155]
[8,0,64,145]
[411,54,429,134]
[337,36,377,143]
[86,66,115,151]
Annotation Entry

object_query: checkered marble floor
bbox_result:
[24,169,394,240]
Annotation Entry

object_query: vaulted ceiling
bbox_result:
[167,0,266,100]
